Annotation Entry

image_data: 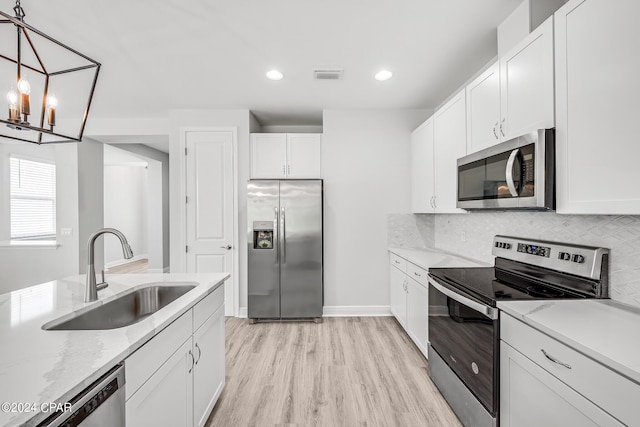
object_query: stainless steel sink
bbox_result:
[43,284,197,330]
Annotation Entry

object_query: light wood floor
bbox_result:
[104,259,148,274]
[205,317,461,427]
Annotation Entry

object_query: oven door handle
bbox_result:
[428,277,498,320]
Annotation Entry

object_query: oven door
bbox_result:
[428,276,499,416]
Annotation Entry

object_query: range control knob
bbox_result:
[572,254,585,263]
[504,243,511,249]
[558,252,571,261]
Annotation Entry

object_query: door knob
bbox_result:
[220,245,232,250]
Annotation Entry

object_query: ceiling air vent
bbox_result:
[314,69,343,80]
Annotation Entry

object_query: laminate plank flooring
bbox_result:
[206,317,461,427]
[104,259,148,274]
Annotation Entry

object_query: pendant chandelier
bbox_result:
[0,0,100,144]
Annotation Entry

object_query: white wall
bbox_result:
[109,143,170,271]
[0,143,79,294]
[321,109,429,312]
[103,165,148,265]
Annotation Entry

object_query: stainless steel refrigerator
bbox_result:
[247,180,323,320]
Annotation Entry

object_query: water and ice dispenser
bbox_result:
[252,221,274,249]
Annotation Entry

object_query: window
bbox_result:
[10,156,56,240]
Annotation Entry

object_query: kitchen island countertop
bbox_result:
[0,273,228,427]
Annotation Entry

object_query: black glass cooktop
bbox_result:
[429,265,589,307]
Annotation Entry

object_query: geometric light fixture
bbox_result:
[0,0,100,144]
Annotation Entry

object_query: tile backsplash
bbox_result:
[388,212,640,308]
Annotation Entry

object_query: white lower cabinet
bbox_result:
[500,313,637,426]
[193,305,225,427]
[389,261,407,328]
[406,277,428,356]
[127,338,194,427]
[125,286,225,427]
[389,253,429,358]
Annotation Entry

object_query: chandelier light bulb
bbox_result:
[6,89,18,106]
[47,95,58,108]
[17,78,30,94]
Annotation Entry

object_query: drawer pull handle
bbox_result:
[414,272,421,277]
[395,260,400,264]
[188,350,195,373]
[541,349,572,369]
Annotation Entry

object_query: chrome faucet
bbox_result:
[85,228,133,302]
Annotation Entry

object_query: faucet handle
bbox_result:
[96,269,109,291]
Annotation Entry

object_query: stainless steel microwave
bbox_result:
[457,129,555,210]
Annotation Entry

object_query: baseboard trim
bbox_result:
[323,305,392,317]
[236,306,392,319]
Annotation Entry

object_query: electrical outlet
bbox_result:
[60,228,72,237]
[461,231,466,242]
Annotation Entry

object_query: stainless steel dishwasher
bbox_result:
[37,365,125,427]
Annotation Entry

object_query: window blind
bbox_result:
[10,156,57,240]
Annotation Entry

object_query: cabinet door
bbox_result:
[126,338,194,427]
[406,277,428,358]
[500,341,624,427]
[500,17,554,140]
[555,0,640,214]
[193,305,225,427]
[466,62,501,153]
[433,88,467,213]
[411,118,435,213]
[250,134,287,179]
[286,134,322,178]
[389,264,407,328]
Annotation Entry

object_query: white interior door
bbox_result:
[186,130,234,316]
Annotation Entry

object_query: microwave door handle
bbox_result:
[505,148,520,197]
[428,276,498,320]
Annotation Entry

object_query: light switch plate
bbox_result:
[60,228,73,236]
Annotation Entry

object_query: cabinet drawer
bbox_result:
[407,262,428,288]
[389,253,407,272]
[193,285,224,332]
[125,310,193,400]
[501,314,640,426]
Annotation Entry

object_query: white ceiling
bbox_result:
[19,0,520,126]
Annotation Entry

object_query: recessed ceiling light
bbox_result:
[266,70,284,81]
[375,70,393,81]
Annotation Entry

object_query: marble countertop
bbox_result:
[498,299,640,384]
[0,273,229,427]
[388,246,490,270]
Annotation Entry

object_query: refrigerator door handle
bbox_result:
[281,206,286,264]
[274,206,279,265]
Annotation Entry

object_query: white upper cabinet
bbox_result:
[500,17,555,140]
[250,134,287,178]
[285,134,322,178]
[433,89,467,213]
[466,62,501,153]
[555,0,640,214]
[410,117,435,213]
[250,133,322,179]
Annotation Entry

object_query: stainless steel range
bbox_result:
[427,235,609,427]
